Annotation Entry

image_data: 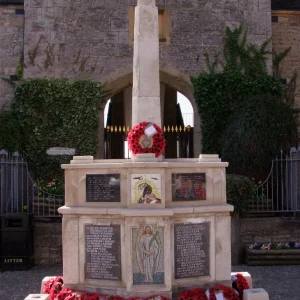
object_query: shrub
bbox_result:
[226,174,255,213]
[193,25,285,154]
[12,79,103,188]
[192,71,283,154]
[0,110,22,152]
[221,95,298,179]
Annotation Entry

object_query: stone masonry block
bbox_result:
[259,0,271,12]
[31,0,45,8]
[244,288,269,300]
[25,295,50,300]
[17,0,273,111]
[111,18,128,31]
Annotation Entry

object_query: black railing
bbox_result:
[104,125,194,159]
[0,150,63,217]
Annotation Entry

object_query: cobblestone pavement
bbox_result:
[0,264,299,300]
[232,265,300,300]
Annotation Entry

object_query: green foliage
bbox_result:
[284,71,298,107]
[273,47,292,79]
[17,54,24,81]
[193,24,298,181]
[221,95,298,179]
[192,71,283,153]
[223,26,271,75]
[226,174,256,213]
[0,110,22,152]
[12,79,103,187]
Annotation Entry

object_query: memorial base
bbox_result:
[59,155,233,296]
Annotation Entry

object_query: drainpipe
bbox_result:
[0,0,24,4]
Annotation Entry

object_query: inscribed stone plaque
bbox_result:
[85,225,121,280]
[86,174,120,202]
[172,173,206,201]
[132,225,164,285]
[174,223,209,279]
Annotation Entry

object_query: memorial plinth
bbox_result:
[58,155,233,297]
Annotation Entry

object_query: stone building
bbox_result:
[0,0,298,157]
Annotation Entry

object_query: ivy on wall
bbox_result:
[192,71,283,154]
[192,25,297,180]
[12,79,104,188]
[0,110,21,152]
[222,95,297,179]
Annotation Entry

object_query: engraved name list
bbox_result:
[85,225,121,280]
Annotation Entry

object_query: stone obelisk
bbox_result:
[132,0,161,127]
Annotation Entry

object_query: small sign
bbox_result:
[144,123,157,137]
[215,291,225,300]
[46,147,75,156]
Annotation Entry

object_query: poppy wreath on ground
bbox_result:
[43,277,111,300]
[43,277,172,300]
[209,284,239,300]
[232,274,249,300]
[127,122,166,158]
[43,276,64,299]
[145,295,171,300]
[177,288,208,300]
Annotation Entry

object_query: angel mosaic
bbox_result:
[134,225,163,284]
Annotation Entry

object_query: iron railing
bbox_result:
[104,125,194,159]
[0,150,63,217]
[250,148,300,214]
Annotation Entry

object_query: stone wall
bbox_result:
[0,4,24,109]
[33,217,300,266]
[232,216,300,265]
[272,11,300,109]
[34,219,62,265]
[240,217,300,245]
[22,0,272,85]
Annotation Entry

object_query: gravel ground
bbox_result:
[1,264,299,300]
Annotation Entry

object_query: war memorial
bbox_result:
[24,1,269,299]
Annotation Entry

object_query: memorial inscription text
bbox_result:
[86,174,120,202]
[174,223,209,279]
[85,225,121,280]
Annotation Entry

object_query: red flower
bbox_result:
[177,288,208,300]
[232,273,250,300]
[209,285,239,300]
[127,122,166,157]
[108,296,123,300]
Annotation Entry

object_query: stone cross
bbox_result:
[132,0,161,127]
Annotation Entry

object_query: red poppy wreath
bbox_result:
[127,122,166,158]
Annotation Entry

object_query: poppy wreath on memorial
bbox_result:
[232,274,250,300]
[127,122,166,158]
[209,284,240,300]
[177,287,208,300]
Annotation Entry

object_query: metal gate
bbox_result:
[250,148,300,214]
[104,125,194,159]
[0,150,63,217]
